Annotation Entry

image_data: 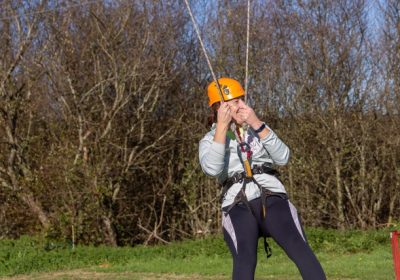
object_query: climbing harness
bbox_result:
[222,163,286,221]
[221,161,287,259]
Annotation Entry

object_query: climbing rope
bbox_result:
[183,0,224,103]
[244,0,251,104]
[183,0,252,105]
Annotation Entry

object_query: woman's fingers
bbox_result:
[237,113,248,121]
[219,103,228,112]
[218,103,232,125]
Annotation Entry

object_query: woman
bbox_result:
[199,77,326,280]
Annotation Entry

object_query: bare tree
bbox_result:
[0,0,52,230]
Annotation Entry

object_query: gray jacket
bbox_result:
[199,123,290,208]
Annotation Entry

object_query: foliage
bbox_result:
[0,0,399,245]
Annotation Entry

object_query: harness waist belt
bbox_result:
[223,163,280,189]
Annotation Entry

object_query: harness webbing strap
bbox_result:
[264,236,272,258]
[224,176,286,220]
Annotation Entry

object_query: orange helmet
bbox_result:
[207,77,245,107]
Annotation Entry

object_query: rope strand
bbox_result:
[244,0,251,104]
[183,0,224,103]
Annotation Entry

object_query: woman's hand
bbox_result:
[217,102,232,129]
[235,99,270,138]
[214,102,232,144]
[236,99,262,129]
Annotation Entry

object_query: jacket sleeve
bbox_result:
[259,125,290,166]
[199,136,226,177]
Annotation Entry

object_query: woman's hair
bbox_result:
[207,102,220,127]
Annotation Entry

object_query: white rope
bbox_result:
[244,0,251,104]
[183,0,224,103]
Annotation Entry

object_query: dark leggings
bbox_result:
[222,196,326,280]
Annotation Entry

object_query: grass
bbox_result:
[0,227,397,279]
